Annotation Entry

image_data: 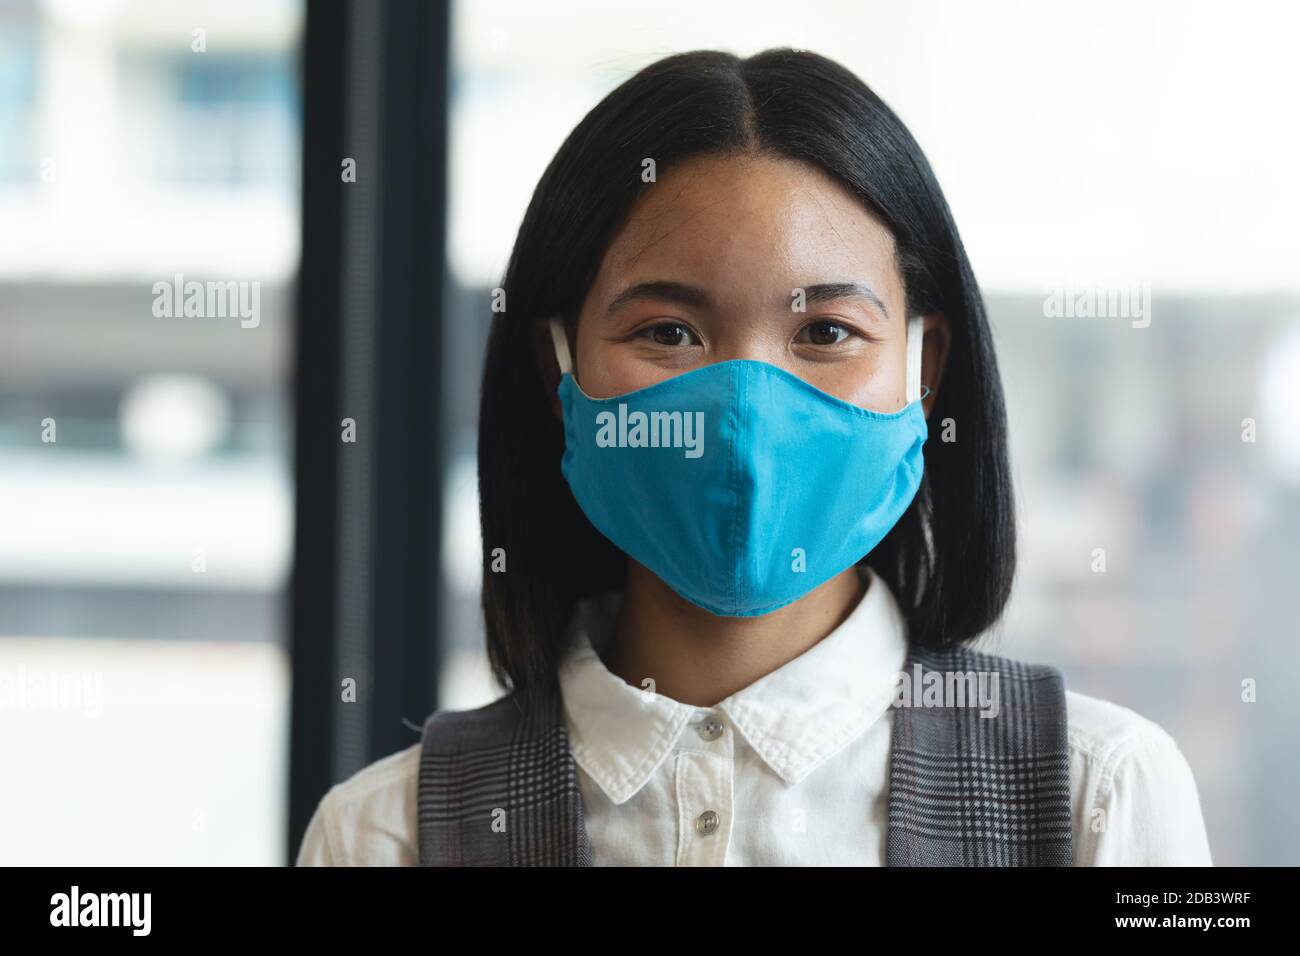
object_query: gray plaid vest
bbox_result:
[417,644,1073,866]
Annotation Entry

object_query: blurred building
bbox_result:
[0,0,301,865]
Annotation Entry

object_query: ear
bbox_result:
[531,316,567,422]
[919,312,951,420]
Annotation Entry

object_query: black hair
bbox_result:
[478,47,1015,708]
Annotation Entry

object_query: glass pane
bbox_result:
[0,0,302,865]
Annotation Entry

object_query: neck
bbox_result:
[601,560,868,707]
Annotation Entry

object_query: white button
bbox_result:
[696,714,724,741]
[695,810,720,835]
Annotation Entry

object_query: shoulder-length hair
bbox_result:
[478,47,1015,707]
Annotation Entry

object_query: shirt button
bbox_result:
[695,810,720,835]
[696,714,724,741]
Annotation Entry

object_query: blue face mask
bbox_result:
[548,315,929,617]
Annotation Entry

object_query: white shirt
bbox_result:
[296,565,1213,866]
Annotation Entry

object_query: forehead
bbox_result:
[596,152,900,295]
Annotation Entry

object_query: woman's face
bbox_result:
[557,152,947,414]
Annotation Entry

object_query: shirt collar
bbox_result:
[556,564,909,805]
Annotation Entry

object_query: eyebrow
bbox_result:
[604,280,889,320]
[800,282,890,320]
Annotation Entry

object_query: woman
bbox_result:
[297,47,1212,866]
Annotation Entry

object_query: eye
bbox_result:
[636,322,700,347]
[795,320,852,346]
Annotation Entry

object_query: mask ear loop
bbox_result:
[906,314,927,404]
[547,316,572,376]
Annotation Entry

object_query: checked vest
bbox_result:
[417,643,1073,866]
